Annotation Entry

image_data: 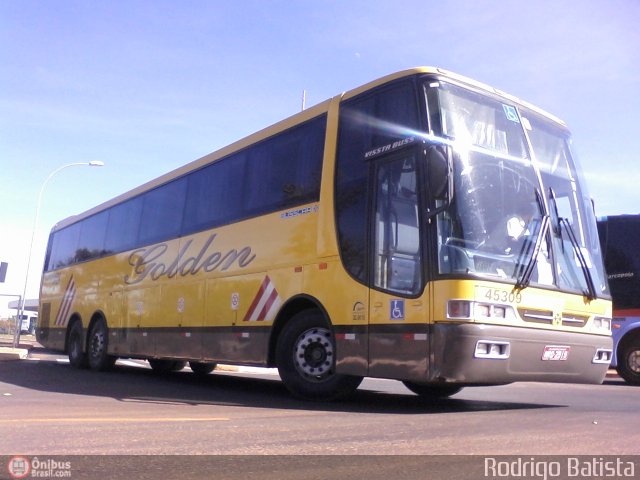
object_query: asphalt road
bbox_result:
[0,348,638,479]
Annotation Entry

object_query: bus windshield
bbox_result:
[525,113,609,297]
[432,81,607,297]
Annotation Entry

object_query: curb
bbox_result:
[0,347,29,361]
[216,365,279,375]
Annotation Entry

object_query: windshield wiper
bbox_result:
[514,214,549,290]
[548,188,597,300]
[558,217,597,300]
[514,188,548,290]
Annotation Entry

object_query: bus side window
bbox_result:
[138,178,187,246]
[373,154,421,294]
[336,82,421,285]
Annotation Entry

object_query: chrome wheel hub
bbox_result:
[293,327,334,381]
[90,330,105,358]
[628,349,640,374]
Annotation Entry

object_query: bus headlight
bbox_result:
[447,300,516,321]
[447,300,472,319]
[592,316,612,333]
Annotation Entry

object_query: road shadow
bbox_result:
[0,351,564,415]
[602,377,633,387]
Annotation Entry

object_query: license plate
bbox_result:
[542,345,570,361]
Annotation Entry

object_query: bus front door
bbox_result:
[368,152,430,381]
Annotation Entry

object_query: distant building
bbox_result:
[7,298,38,334]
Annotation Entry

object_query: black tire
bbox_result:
[402,381,463,399]
[67,321,88,369]
[616,335,640,386]
[149,359,187,373]
[276,310,362,401]
[87,319,116,372]
[189,361,217,376]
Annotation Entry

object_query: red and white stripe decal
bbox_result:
[55,276,76,326]
[402,333,428,341]
[335,333,357,341]
[243,275,281,322]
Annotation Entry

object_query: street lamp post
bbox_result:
[14,161,104,348]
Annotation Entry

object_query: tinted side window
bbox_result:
[44,115,326,272]
[182,153,247,235]
[105,197,143,253]
[182,114,325,233]
[76,210,109,262]
[601,217,640,310]
[244,115,326,216]
[48,223,81,270]
[138,178,187,245]
[335,80,420,284]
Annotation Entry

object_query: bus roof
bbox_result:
[51,66,567,232]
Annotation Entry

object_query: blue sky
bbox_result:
[1,0,639,313]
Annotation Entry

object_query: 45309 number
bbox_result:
[484,288,522,304]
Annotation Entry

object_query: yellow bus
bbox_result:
[37,67,613,400]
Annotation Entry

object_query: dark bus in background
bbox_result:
[597,214,640,385]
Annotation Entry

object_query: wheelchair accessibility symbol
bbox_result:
[390,299,405,320]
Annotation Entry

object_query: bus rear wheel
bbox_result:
[402,381,463,399]
[67,321,88,369]
[87,320,116,371]
[189,361,217,375]
[616,335,640,386]
[276,310,362,401]
[149,359,186,373]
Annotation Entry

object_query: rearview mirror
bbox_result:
[428,146,449,199]
[426,145,454,218]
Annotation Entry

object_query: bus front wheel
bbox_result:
[87,320,116,372]
[276,310,362,401]
[617,335,640,386]
[402,381,463,399]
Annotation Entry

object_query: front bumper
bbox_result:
[430,323,612,385]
